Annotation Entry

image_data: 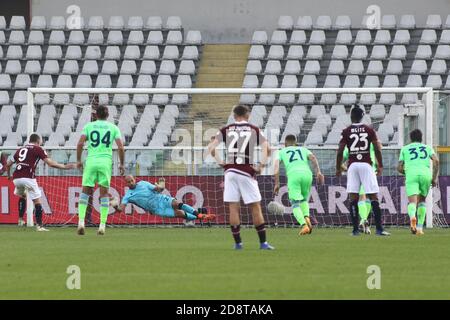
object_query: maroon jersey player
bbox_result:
[208,105,274,250]
[6,133,75,230]
[336,106,389,236]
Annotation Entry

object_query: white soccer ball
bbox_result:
[267,201,285,215]
[109,197,119,208]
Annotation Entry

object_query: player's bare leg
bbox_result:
[249,202,275,250]
[367,193,390,236]
[77,186,92,235]
[97,186,110,235]
[416,195,427,235]
[348,193,360,236]
[18,195,26,227]
[33,198,48,232]
[228,202,243,249]
[407,195,418,234]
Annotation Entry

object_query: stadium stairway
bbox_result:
[163,44,249,174]
[186,44,250,131]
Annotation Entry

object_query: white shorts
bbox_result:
[224,170,262,204]
[346,162,379,194]
[13,178,42,200]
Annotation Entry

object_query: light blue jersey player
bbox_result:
[113,175,215,221]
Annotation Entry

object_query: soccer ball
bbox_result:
[109,197,119,208]
[267,201,285,215]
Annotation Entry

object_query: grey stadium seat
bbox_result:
[306,46,323,59]
[146,16,162,30]
[166,31,183,45]
[101,61,118,75]
[303,60,320,74]
[399,15,415,29]
[82,60,99,75]
[393,30,410,44]
[420,30,437,44]
[270,30,287,45]
[315,15,332,29]
[107,31,123,45]
[374,30,391,44]
[62,60,79,75]
[246,60,262,74]
[28,30,44,44]
[24,61,41,75]
[328,60,345,75]
[410,60,428,74]
[6,46,23,59]
[166,16,182,29]
[248,45,265,59]
[284,60,301,74]
[351,46,368,59]
[390,45,407,60]
[425,75,442,89]
[87,31,104,44]
[334,16,351,29]
[430,60,447,74]
[30,16,46,30]
[43,60,60,74]
[370,46,387,59]
[163,46,179,59]
[124,46,141,59]
[185,30,202,45]
[295,16,312,29]
[386,60,403,74]
[159,60,176,75]
[336,30,352,44]
[267,45,284,59]
[367,60,383,75]
[127,16,144,30]
[88,16,104,29]
[104,46,121,60]
[265,60,282,74]
[290,30,306,44]
[252,31,267,45]
[85,46,102,59]
[143,46,160,59]
[9,30,25,44]
[128,31,144,45]
[46,46,63,59]
[49,16,65,29]
[120,60,137,74]
[332,45,348,59]
[140,60,157,74]
[415,45,432,59]
[179,60,196,75]
[68,30,85,45]
[65,46,82,59]
[26,45,43,59]
[435,45,450,59]
[108,16,124,29]
[10,16,26,29]
[440,30,450,44]
[49,31,65,45]
[181,46,198,60]
[286,45,303,59]
[354,30,371,44]
[381,15,396,29]
[309,30,325,45]
[278,16,294,30]
[347,60,364,75]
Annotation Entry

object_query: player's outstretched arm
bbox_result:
[44,158,76,170]
[76,135,87,170]
[431,154,440,186]
[5,159,14,179]
[397,161,405,175]
[207,137,224,167]
[373,139,383,176]
[273,157,280,195]
[336,142,345,176]
[115,138,125,176]
[309,153,324,184]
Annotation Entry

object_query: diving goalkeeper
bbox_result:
[113,175,215,221]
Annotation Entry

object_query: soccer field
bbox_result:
[0,226,449,300]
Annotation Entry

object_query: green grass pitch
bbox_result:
[1,225,450,299]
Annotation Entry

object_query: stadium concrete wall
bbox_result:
[32,0,450,43]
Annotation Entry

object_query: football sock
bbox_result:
[417,202,426,228]
[407,202,417,219]
[299,201,310,218]
[292,200,305,225]
[358,201,368,222]
[255,223,267,244]
[99,197,109,225]
[231,225,242,244]
[184,212,197,220]
[365,200,372,218]
[179,203,196,216]
[34,204,43,227]
[78,193,89,226]
[18,198,26,218]
[371,200,383,232]
[349,200,360,232]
